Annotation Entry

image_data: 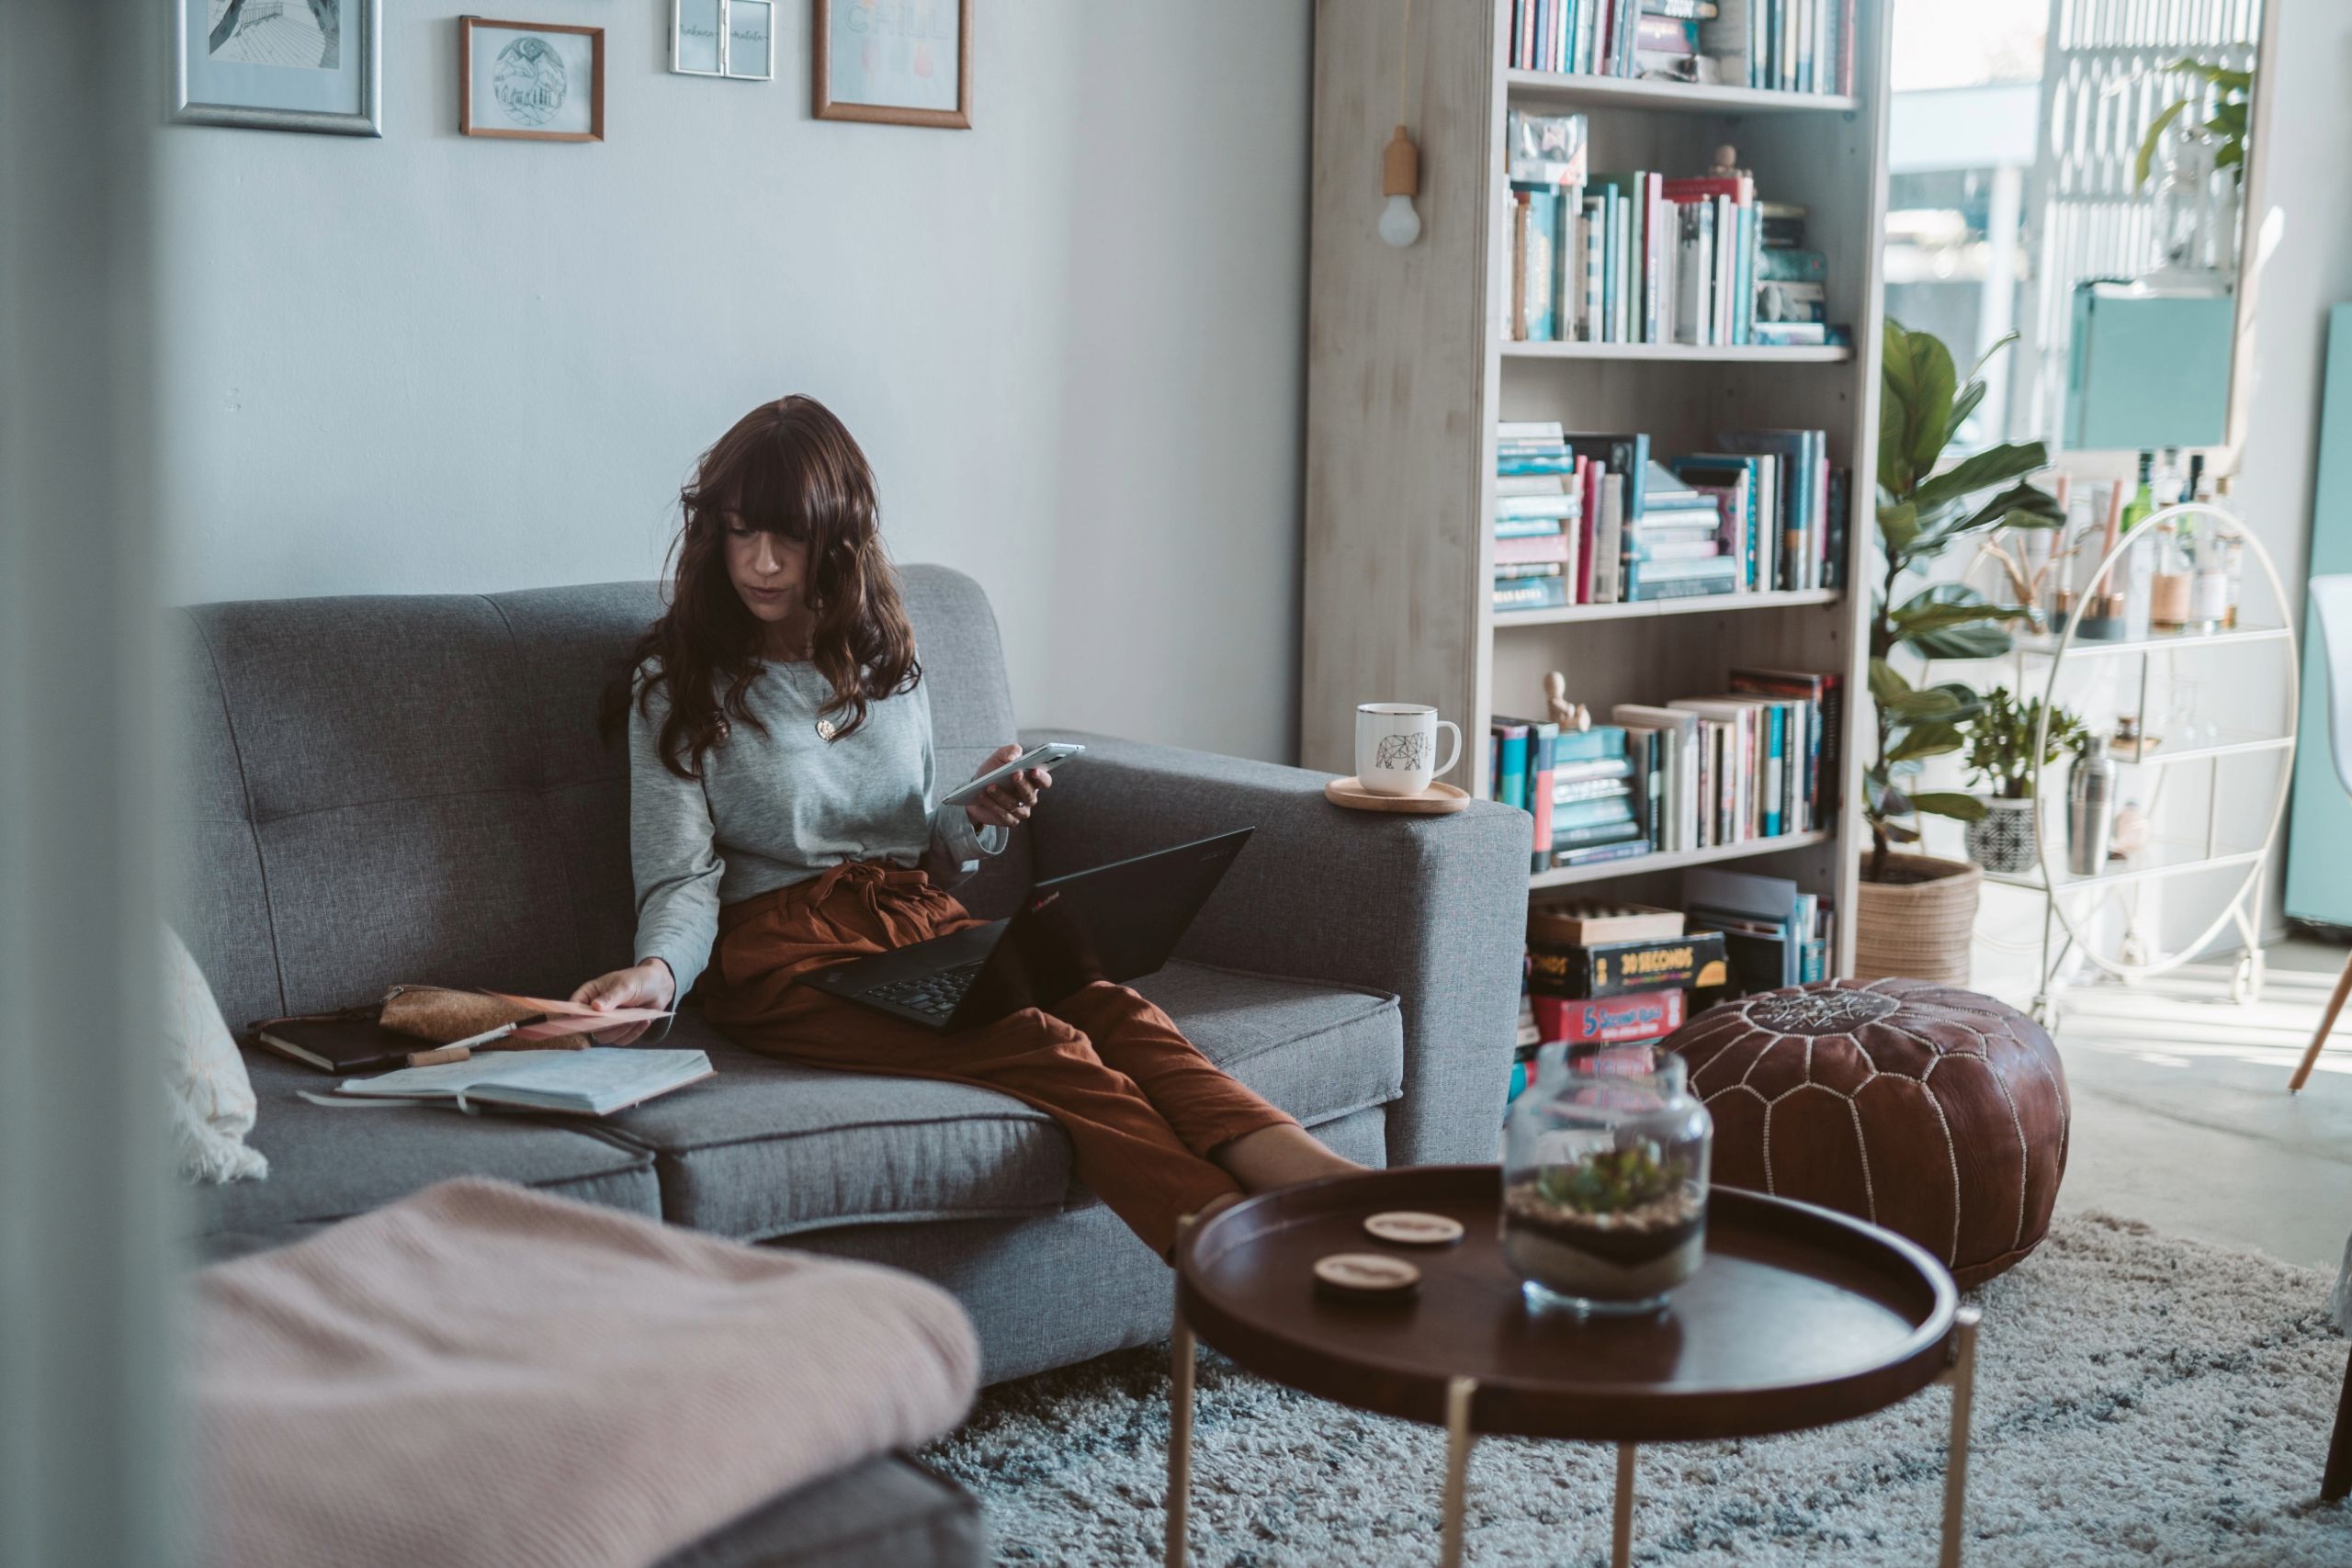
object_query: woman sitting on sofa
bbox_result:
[569,395,1360,1256]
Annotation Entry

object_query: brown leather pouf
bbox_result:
[1666,977,2069,1288]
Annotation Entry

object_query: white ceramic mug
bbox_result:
[1356,703,1463,795]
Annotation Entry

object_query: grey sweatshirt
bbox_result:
[628,660,1006,998]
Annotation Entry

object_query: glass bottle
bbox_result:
[2154,447,2186,508]
[2188,524,2231,633]
[2120,451,2156,535]
[2148,519,2192,631]
[1502,1042,1712,1315]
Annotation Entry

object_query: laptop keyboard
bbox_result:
[865,961,986,1020]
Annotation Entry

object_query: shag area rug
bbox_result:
[924,1213,2352,1565]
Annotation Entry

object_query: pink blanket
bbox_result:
[195,1179,979,1568]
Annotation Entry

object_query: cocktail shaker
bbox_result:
[2067,733,2116,876]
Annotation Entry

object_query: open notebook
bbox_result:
[334,1048,712,1117]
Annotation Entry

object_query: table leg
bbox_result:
[1439,1375,1477,1568]
[1611,1443,1636,1568]
[1939,1304,1983,1568]
[2322,1344,2352,1503]
[1166,1311,1195,1568]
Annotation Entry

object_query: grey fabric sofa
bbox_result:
[171,566,1526,1559]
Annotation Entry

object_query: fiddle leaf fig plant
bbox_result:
[1866,321,2065,882]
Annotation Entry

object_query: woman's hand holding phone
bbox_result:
[964,742,1053,829]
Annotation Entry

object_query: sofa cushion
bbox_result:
[607,960,1402,1242]
[650,1456,981,1568]
[188,1051,661,1258]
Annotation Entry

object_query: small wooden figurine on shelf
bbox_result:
[1543,671,1591,733]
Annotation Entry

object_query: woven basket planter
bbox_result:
[1851,853,1981,987]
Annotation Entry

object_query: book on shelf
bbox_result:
[1533,987,1689,1046]
[1492,417,1845,612]
[1529,929,1730,998]
[1498,138,1848,350]
[1681,867,1830,994]
[1528,898,1684,945]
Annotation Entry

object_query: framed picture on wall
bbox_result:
[174,0,382,136]
[673,0,723,76]
[814,0,972,130]
[459,17,605,142]
[727,1,775,81]
[673,0,774,82]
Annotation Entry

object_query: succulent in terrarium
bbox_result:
[1532,1141,1689,1214]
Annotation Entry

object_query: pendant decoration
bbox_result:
[815,717,837,741]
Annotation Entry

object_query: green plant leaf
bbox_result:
[1943,380,1988,451]
[1868,658,1910,705]
[1928,680,1986,723]
[1888,721,1963,762]
[1910,443,2052,517]
[1912,621,2016,660]
[1888,687,1964,719]
[1878,500,1920,559]
[1910,791,1989,822]
[1881,321,1956,496]
[1882,819,1922,845]
[2134,98,2191,191]
[1962,330,2020,385]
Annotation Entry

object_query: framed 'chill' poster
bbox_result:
[175,0,383,136]
[814,0,972,130]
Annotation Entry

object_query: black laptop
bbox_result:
[804,828,1253,1032]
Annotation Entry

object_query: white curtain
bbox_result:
[0,1,180,1563]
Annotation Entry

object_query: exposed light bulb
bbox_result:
[1379,125,1422,249]
[1378,192,1421,248]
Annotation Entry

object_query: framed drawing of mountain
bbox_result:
[814,0,971,130]
[174,0,382,136]
[458,17,605,143]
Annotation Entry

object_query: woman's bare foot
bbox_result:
[1211,1123,1367,1194]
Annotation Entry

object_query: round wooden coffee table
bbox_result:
[1167,1165,1976,1568]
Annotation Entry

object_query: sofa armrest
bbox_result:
[1021,730,1526,1167]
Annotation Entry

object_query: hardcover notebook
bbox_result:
[334,1048,713,1117]
[249,1014,425,1075]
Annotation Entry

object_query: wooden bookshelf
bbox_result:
[1301,0,1893,973]
[1503,68,1862,116]
[1502,340,1853,362]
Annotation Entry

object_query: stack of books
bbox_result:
[1490,717,1646,872]
[1752,206,1829,347]
[1507,0,1856,97]
[1493,423,1584,612]
[1491,420,1847,613]
[1511,902,1728,1098]
[1498,118,1843,351]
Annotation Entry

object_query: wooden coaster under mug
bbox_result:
[1324,777,1469,815]
[1363,1211,1464,1247]
[1312,1252,1422,1300]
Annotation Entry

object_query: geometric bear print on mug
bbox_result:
[1374,731,1431,770]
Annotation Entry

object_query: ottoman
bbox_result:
[1666,977,2069,1287]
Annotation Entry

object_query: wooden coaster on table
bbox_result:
[1313,1252,1422,1301]
[1363,1210,1464,1247]
[1324,777,1470,815]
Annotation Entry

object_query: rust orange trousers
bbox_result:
[699,862,1296,1257]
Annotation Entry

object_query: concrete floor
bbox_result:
[2039,934,2352,1271]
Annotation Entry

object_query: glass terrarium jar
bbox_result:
[1501,1043,1713,1315]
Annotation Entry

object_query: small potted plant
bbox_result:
[1957,687,2087,874]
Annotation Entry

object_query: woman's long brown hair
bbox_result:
[602,396,921,777]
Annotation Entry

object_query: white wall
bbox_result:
[2225,0,2352,936]
[159,1,1311,763]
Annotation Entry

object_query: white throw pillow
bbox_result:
[164,924,267,1184]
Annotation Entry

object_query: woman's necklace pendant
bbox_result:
[814,717,837,741]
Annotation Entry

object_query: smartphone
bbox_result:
[940,742,1086,808]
